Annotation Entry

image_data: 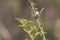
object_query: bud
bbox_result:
[34,10,40,16]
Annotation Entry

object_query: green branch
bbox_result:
[16,0,47,40]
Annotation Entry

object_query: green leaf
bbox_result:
[15,18,32,28]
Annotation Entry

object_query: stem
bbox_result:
[28,0,46,40]
[28,33,34,40]
[36,17,46,40]
[43,34,46,40]
[23,29,34,40]
[28,0,35,13]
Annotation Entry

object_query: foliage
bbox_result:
[16,0,46,40]
[16,18,41,40]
